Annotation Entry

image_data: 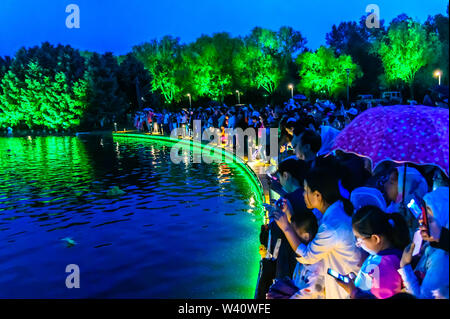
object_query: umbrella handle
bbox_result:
[402,163,407,207]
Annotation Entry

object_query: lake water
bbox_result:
[0,135,263,298]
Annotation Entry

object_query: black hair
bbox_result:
[300,129,322,154]
[388,293,416,299]
[336,153,372,191]
[366,167,398,205]
[291,209,319,239]
[293,123,306,136]
[278,159,309,185]
[352,206,411,251]
[305,159,354,217]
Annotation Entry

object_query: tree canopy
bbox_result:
[374,17,441,98]
[296,46,361,99]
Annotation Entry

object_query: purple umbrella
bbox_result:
[330,105,449,176]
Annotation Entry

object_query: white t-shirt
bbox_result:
[295,201,361,299]
[290,260,325,299]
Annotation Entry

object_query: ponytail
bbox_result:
[305,161,354,217]
[385,213,411,251]
[341,197,354,218]
[338,179,354,217]
[352,206,411,251]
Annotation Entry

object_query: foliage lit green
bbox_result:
[0,11,448,130]
[296,46,361,98]
[0,62,88,129]
[374,18,441,98]
[133,36,184,104]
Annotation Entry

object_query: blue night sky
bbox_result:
[0,0,448,57]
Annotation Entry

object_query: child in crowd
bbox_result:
[289,210,325,299]
[266,209,325,299]
[334,205,410,299]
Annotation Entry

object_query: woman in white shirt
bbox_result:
[274,161,362,299]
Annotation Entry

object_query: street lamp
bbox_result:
[345,68,351,105]
[187,93,192,108]
[236,90,241,104]
[434,70,442,86]
[288,84,294,99]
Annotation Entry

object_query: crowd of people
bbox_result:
[132,96,448,300]
[132,99,360,139]
[250,99,449,300]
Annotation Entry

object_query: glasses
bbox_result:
[355,236,371,248]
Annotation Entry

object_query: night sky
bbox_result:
[0,0,448,57]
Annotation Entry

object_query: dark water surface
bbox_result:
[0,135,263,298]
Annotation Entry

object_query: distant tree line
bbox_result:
[0,10,448,130]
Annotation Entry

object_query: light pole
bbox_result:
[288,84,293,99]
[236,90,241,104]
[187,93,192,108]
[345,68,351,105]
[434,70,442,86]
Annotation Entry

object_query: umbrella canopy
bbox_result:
[330,105,449,176]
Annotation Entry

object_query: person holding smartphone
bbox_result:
[272,160,361,299]
[264,159,311,281]
[419,187,449,253]
[334,206,410,299]
[397,187,449,299]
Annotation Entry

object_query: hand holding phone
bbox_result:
[420,207,430,237]
[327,268,350,284]
[267,172,278,182]
[407,197,430,236]
[412,229,423,256]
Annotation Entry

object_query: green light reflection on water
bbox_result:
[113,133,265,298]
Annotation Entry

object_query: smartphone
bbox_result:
[407,197,430,236]
[407,197,424,220]
[412,229,423,257]
[267,172,278,182]
[421,205,430,236]
[327,268,350,284]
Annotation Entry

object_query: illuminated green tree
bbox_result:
[235,27,306,96]
[0,61,88,130]
[326,15,386,95]
[234,43,282,95]
[295,46,361,98]
[133,36,184,104]
[183,33,242,101]
[0,70,25,127]
[0,56,12,82]
[374,19,441,99]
